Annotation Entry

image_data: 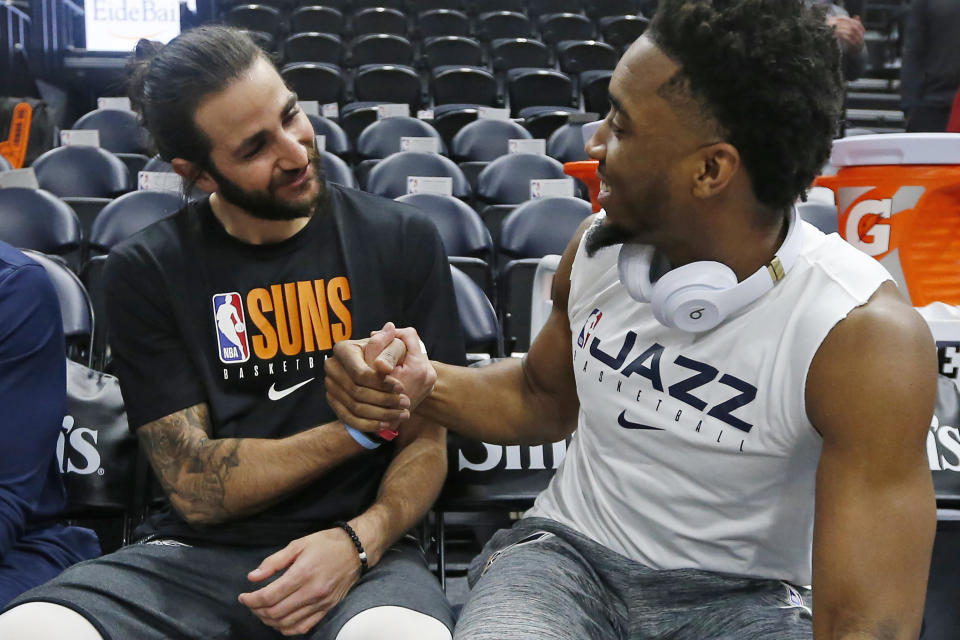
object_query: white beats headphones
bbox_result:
[617,207,803,333]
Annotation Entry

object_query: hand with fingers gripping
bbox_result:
[325,323,436,435]
[238,525,364,636]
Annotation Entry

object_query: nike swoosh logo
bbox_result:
[268,377,315,401]
[617,410,664,431]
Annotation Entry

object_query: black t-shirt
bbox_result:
[104,184,466,546]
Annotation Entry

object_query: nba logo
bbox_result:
[212,293,250,364]
[577,308,602,348]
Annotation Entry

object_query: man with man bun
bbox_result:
[326,1,938,638]
[0,26,464,640]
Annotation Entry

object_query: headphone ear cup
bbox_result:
[651,262,738,331]
[617,243,656,303]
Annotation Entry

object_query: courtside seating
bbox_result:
[422,36,485,69]
[365,151,471,199]
[225,4,283,37]
[348,33,415,67]
[353,64,423,110]
[433,66,499,107]
[547,121,591,163]
[598,14,650,49]
[352,7,409,37]
[587,0,641,20]
[289,5,345,36]
[506,68,576,115]
[22,249,94,366]
[580,69,614,114]
[490,37,551,72]
[472,0,525,15]
[451,118,531,164]
[280,62,345,104]
[357,116,446,160]
[0,187,83,272]
[396,192,495,294]
[498,196,591,353]
[475,11,533,41]
[321,150,358,188]
[72,109,151,155]
[450,265,502,359]
[283,32,344,65]
[307,114,352,156]
[31,145,131,198]
[557,39,617,74]
[538,12,594,44]
[418,9,471,38]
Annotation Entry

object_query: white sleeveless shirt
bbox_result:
[526,216,892,585]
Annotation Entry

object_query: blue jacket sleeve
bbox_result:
[0,264,67,560]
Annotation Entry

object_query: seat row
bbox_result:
[226,4,649,49]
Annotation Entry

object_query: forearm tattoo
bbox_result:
[138,404,241,523]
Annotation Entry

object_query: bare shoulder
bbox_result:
[806,281,937,443]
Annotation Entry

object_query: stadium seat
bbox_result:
[557,39,617,74]
[21,249,93,365]
[418,9,471,38]
[538,13,594,44]
[587,0,641,20]
[477,152,569,205]
[365,151,471,199]
[352,0,403,9]
[506,68,576,115]
[225,4,283,37]
[0,154,11,172]
[547,121,591,163]
[490,38,551,72]
[599,14,650,49]
[87,190,183,258]
[283,32,344,65]
[498,196,591,353]
[351,7,408,37]
[528,0,581,18]
[450,265,502,359]
[31,145,131,198]
[432,66,498,107]
[475,11,533,41]
[320,150,358,188]
[280,62,345,104]
[356,116,446,160]
[519,105,579,139]
[338,102,385,143]
[142,155,172,172]
[422,36,484,70]
[348,33,415,67]
[61,359,142,552]
[472,0,524,14]
[580,69,614,114]
[409,0,465,11]
[451,118,531,162]
[353,64,423,110]
[0,187,83,271]
[432,104,483,146]
[396,192,495,294]
[114,153,151,183]
[289,6,345,36]
[72,109,151,155]
[306,114,352,155]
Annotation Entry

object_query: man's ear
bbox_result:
[171,158,217,193]
[690,143,740,200]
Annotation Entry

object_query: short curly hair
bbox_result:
[648,0,843,215]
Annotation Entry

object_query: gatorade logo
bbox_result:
[838,186,926,260]
[56,416,103,476]
[845,198,892,256]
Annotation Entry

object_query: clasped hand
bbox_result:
[325,322,436,435]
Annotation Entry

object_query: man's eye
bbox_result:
[283,108,301,124]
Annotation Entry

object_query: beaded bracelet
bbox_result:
[335,521,369,574]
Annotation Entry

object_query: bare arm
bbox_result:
[138,403,365,525]
[325,216,594,445]
[807,282,937,640]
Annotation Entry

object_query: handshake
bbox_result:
[324,322,434,439]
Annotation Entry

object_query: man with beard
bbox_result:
[325,1,937,638]
[0,26,464,640]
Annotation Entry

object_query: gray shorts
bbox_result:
[455,517,813,640]
[6,535,453,640]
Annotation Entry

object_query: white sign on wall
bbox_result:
[84,0,180,52]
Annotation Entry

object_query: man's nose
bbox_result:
[277,130,309,169]
[583,119,606,161]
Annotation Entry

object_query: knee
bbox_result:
[335,606,452,640]
[0,602,104,640]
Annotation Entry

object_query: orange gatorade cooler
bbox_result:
[814,133,960,306]
[564,160,601,212]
